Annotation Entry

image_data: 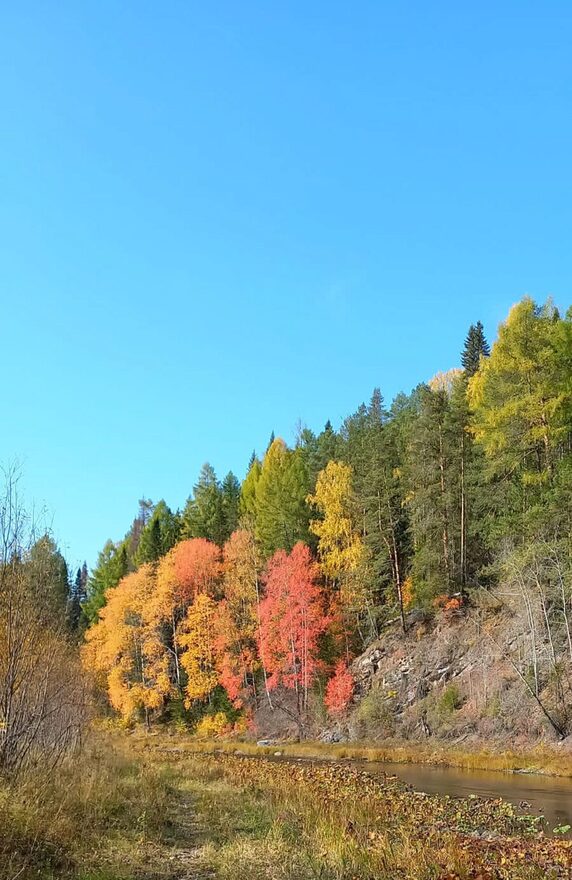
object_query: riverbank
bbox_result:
[3,732,572,879]
[137,735,572,878]
[167,734,572,778]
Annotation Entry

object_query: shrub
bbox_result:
[194,711,230,738]
[325,661,354,717]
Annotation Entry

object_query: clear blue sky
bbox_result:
[1,3,571,571]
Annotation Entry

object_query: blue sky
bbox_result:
[1,2,571,570]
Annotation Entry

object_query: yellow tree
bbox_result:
[145,547,187,694]
[179,592,219,706]
[217,528,262,706]
[308,460,371,650]
[82,564,170,724]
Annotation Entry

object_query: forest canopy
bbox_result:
[79,298,572,735]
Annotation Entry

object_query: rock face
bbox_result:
[253,602,570,748]
[342,606,565,747]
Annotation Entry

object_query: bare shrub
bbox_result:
[0,466,87,776]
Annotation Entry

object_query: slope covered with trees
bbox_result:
[81,298,572,741]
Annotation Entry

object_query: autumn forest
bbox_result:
[71,296,571,739]
[3,295,572,879]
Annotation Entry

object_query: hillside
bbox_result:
[252,599,572,750]
[78,297,572,744]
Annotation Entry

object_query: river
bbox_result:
[263,752,572,836]
[361,759,572,836]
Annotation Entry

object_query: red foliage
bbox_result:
[325,660,354,717]
[432,594,463,613]
[258,542,329,697]
[215,598,258,707]
[173,538,222,601]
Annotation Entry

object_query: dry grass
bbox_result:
[0,734,174,880]
[3,728,572,879]
[178,734,572,777]
[139,740,572,879]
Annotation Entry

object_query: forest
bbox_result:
[2,295,572,880]
[67,296,571,739]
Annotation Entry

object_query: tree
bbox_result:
[239,455,262,522]
[0,468,86,775]
[82,565,169,725]
[127,498,154,561]
[221,471,241,539]
[308,461,370,627]
[67,562,88,631]
[146,548,187,695]
[83,540,129,625]
[216,528,262,707]
[179,592,219,705]
[402,379,462,604]
[461,321,490,376]
[28,534,70,619]
[258,543,328,725]
[182,463,226,545]
[173,538,222,600]
[296,421,340,495]
[255,438,310,558]
[468,298,570,538]
[341,390,409,630]
[135,500,180,565]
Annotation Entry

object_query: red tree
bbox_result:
[324,660,354,717]
[173,538,222,601]
[258,542,328,716]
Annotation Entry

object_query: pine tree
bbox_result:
[402,380,463,604]
[221,471,241,540]
[182,464,225,545]
[136,500,180,565]
[461,321,490,376]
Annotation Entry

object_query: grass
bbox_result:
[178,734,572,777]
[0,735,175,880]
[138,736,572,879]
[2,729,572,879]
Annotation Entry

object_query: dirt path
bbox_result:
[153,785,215,880]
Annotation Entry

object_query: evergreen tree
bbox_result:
[182,464,225,545]
[402,380,463,604]
[461,320,490,376]
[341,389,409,627]
[136,500,180,565]
[83,539,129,625]
[297,421,341,494]
[221,471,241,539]
[28,535,70,620]
[68,562,88,631]
[128,498,154,561]
[254,438,310,558]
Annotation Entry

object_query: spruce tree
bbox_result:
[136,500,180,564]
[68,563,89,631]
[221,471,241,539]
[461,321,490,376]
[182,463,226,545]
[83,539,129,624]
